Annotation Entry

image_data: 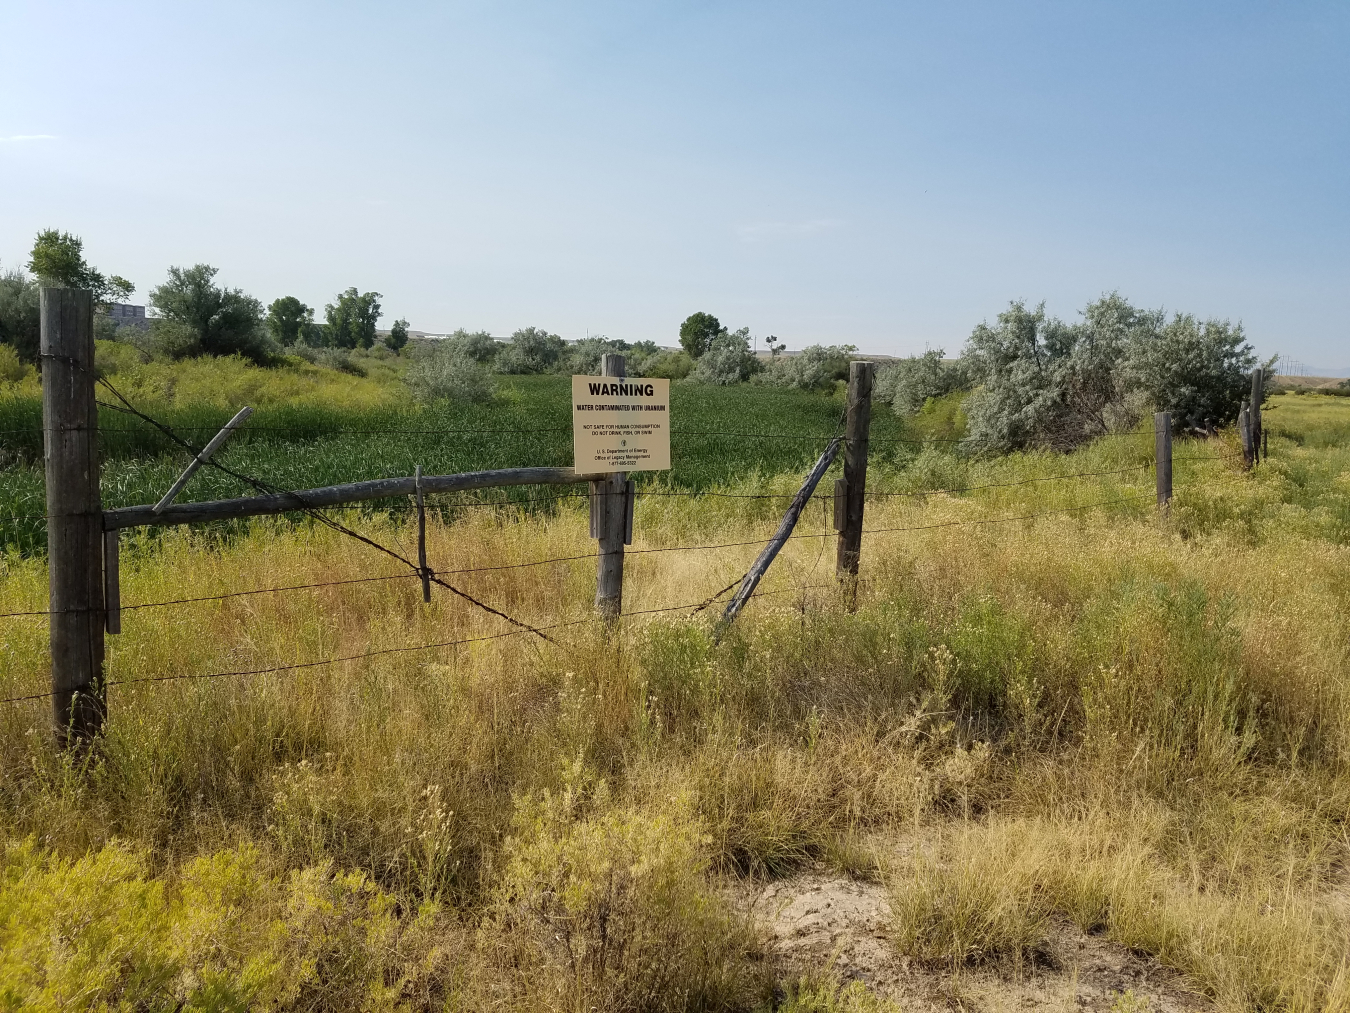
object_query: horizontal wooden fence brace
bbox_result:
[105,467,609,530]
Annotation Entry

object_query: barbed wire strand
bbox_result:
[0,584,834,704]
[0,488,1159,620]
[91,374,560,643]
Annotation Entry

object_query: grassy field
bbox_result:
[0,350,914,556]
[0,379,1347,1011]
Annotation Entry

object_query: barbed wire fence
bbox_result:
[1,296,1265,735]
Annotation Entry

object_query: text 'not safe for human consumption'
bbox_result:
[572,375,671,472]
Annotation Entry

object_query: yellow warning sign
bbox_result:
[572,375,671,472]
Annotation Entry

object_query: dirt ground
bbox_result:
[736,870,1210,1012]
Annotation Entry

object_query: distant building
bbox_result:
[103,303,149,331]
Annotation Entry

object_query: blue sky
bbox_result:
[2,1,1347,365]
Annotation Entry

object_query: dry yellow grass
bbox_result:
[0,394,1347,1010]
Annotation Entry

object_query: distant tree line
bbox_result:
[0,230,407,369]
[0,232,1273,450]
[402,312,860,405]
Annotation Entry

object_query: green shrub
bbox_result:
[875,349,968,416]
[0,838,443,1010]
[692,328,762,386]
[960,293,1260,452]
[496,326,566,374]
[493,791,758,1010]
[760,344,857,391]
[0,343,29,384]
[644,349,695,379]
[0,269,40,363]
[777,973,904,1012]
[404,344,494,404]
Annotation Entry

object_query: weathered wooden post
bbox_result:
[41,287,105,746]
[592,353,628,619]
[1249,367,1264,465]
[835,360,873,609]
[415,465,431,603]
[1154,411,1172,508]
[1239,406,1253,469]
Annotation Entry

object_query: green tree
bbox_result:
[679,312,724,359]
[28,230,102,290]
[266,296,314,346]
[26,230,133,305]
[106,275,135,303]
[324,288,382,349]
[0,269,41,363]
[149,265,270,363]
[385,318,409,352]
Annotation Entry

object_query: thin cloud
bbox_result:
[737,218,844,243]
[0,134,58,143]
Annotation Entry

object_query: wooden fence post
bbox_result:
[593,353,627,619]
[1154,411,1172,508]
[836,360,873,609]
[103,530,121,634]
[415,465,431,603]
[1250,367,1264,465]
[41,287,105,747]
[1239,406,1253,469]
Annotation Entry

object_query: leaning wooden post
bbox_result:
[721,437,841,635]
[592,353,627,619]
[1249,367,1264,465]
[1239,406,1253,469]
[1154,411,1172,508]
[835,360,873,609]
[41,287,105,746]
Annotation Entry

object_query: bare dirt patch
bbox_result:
[736,870,1211,1011]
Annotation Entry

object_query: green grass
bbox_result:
[1,365,1348,1010]
[0,362,918,555]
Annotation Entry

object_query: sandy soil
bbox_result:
[736,870,1211,1011]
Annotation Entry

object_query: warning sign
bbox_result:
[572,375,671,472]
